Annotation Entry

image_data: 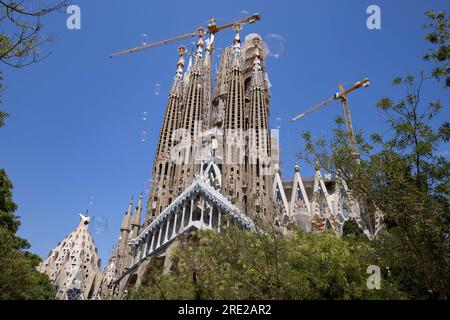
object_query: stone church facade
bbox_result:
[40,27,382,299]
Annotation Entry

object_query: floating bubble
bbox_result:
[90,216,108,235]
[140,131,147,143]
[216,47,222,59]
[264,34,288,59]
[154,83,161,95]
[241,10,249,15]
[275,117,282,129]
[197,83,202,89]
[89,196,95,206]
[140,33,149,46]
[142,112,149,121]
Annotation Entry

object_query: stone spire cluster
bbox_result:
[98,29,381,299]
[142,28,274,225]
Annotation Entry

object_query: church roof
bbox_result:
[130,174,257,245]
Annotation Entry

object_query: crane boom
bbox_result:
[110,32,197,59]
[109,13,261,59]
[290,96,335,122]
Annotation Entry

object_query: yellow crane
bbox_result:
[290,78,370,160]
[109,13,261,58]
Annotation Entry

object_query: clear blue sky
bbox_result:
[0,0,448,265]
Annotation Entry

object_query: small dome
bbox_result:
[244,33,261,44]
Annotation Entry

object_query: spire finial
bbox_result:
[294,163,300,172]
[176,45,186,72]
[251,36,262,69]
[252,36,262,61]
[249,36,264,89]
[232,23,242,47]
[314,161,321,171]
[196,28,205,52]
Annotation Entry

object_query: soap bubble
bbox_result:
[89,196,95,206]
[91,216,108,235]
[140,34,149,46]
[275,117,282,129]
[142,112,149,121]
[140,131,147,143]
[264,34,288,59]
[154,83,161,95]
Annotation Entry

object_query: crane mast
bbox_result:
[290,78,370,160]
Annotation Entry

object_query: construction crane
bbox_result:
[290,78,370,160]
[109,13,261,59]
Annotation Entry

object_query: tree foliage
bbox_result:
[0,0,66,127]
[0,227,54,299]
[298,11,450,299]
[130,225,403,300]
[0,169,55,299]
[423,10,450,87]
[0,0,67,68]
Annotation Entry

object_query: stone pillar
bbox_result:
[188,197,194,225]
[200,195,205,226]
[181,204,186,228]
[172,211,179,238]
[142,235,149,258]
[149,232,155,253]
[164,220,170,243]
[217,208,221,232]
[208,204,213,228]
[157,226,163,248]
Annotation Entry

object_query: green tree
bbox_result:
[0,169,55,299]
[423,10,450,87]
[0,0,66,127]
[130,224,403,300]
[298,11,450,299]
[0,1,66,299]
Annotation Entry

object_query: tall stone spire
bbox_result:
[38,214,101,300]
[120,196,133,231]
[116,196,133,275]
[131,192,143,236]
[146,46,187,224]
[202,33,214,132]
[173,28,208,192]
[222,23,247,212]
[230,23,242,69]
[247,36,272,216]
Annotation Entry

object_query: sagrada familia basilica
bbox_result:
[38,25,383,300]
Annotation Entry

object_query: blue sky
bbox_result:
[0,0,448,265]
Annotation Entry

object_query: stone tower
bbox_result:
[38,214,101,300]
